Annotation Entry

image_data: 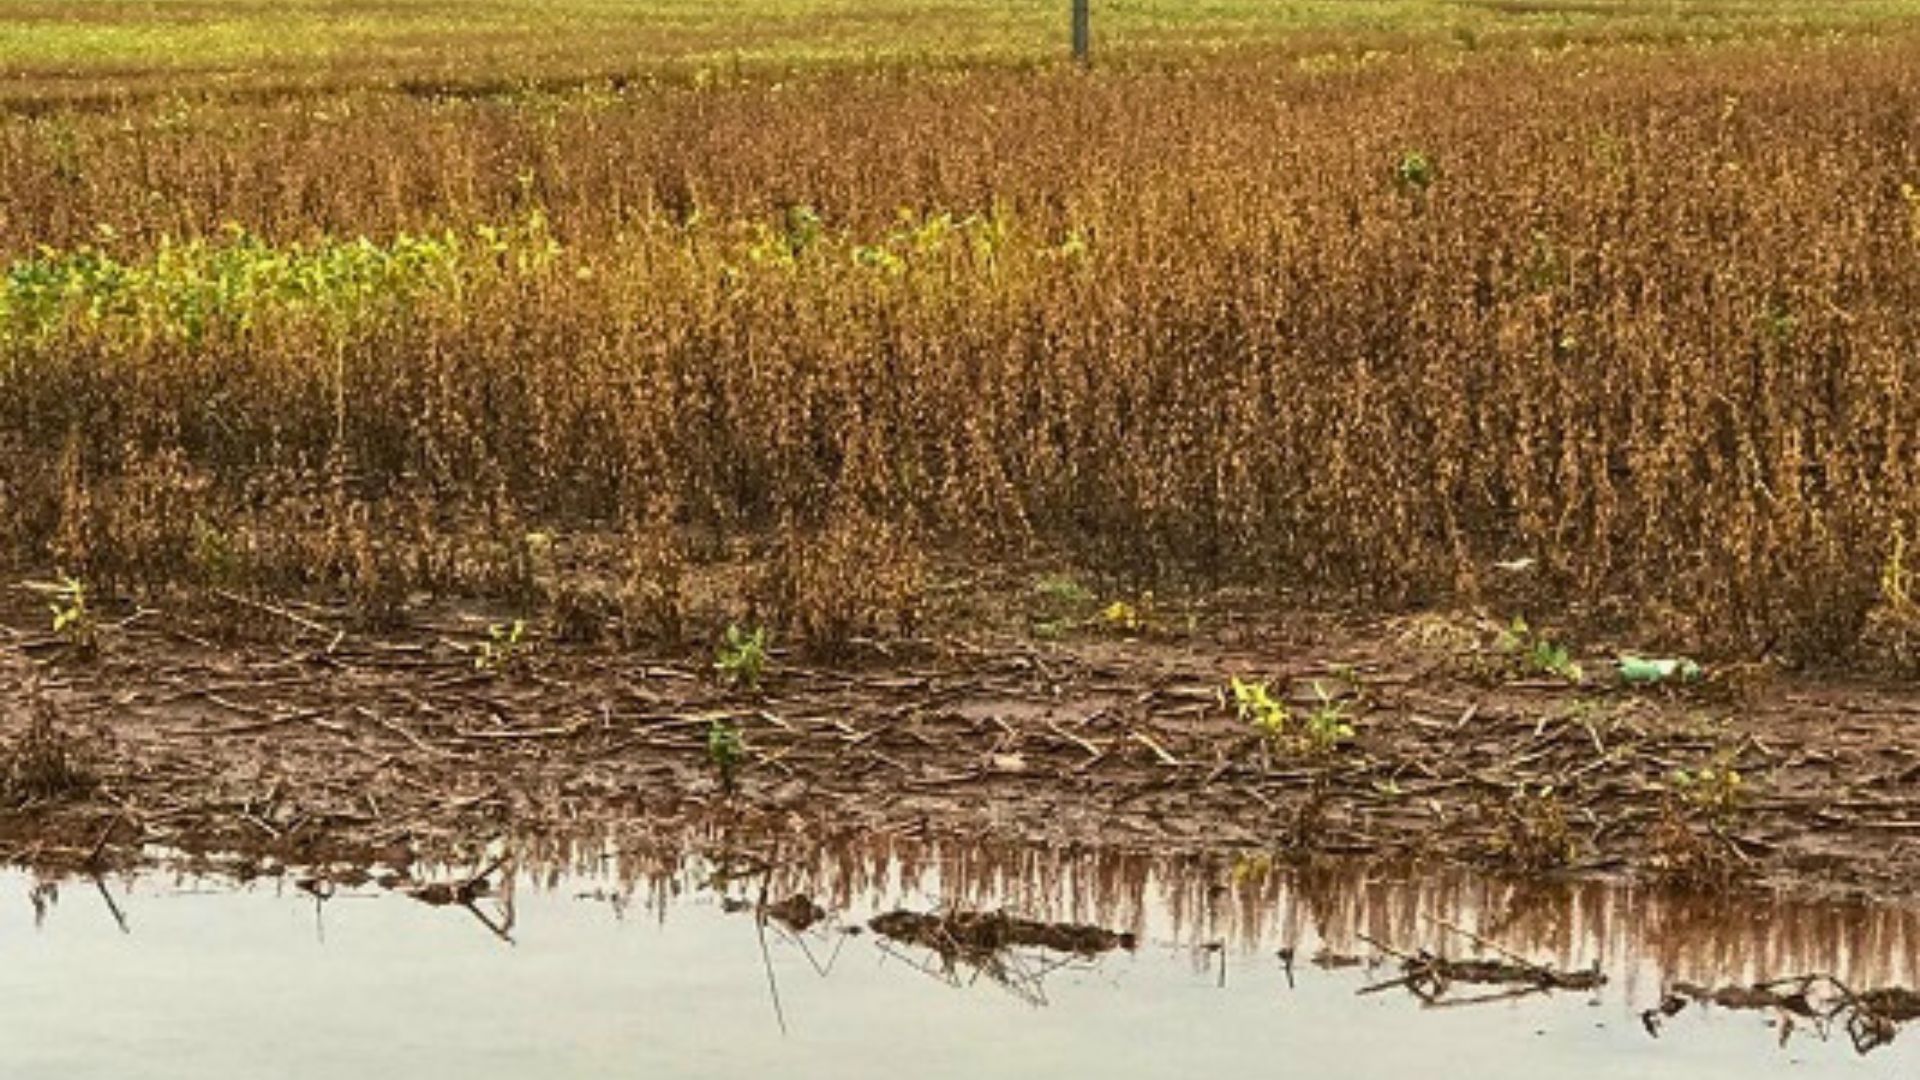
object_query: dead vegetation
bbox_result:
[761,893,827,933]
[1650,975,1920,1054]
[1,684,94,808]
[1478,787,1576,872]
[1352,942,1606,1005]
[868,907,1135,1006]
[1644,803,1745,890]
[408,856,508,908]
[0,40,1917,665]
[869,908,1137,958]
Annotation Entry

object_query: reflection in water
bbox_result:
[12,837,1920,1077]
[583,833,1920,1056]
[518,833,1920,996]
[1651,974,1920,1055]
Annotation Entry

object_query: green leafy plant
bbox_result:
[1301,681,1356,753]
[40,576,97,658]
[1101,598,1143,633]
[1231,677,1290,743]
[1883,523,1915,616]
[475,618,529,672]
[1528,638,1583,682]
[1395,149,1437,193]
[1,213,556,348]
[1033,574,1094,606]
[781,204,824,258]
[1671,752,1745,819]
[1029,574,1094,640]
[1495,617,1583,683]
[1756,303,1797,344]
[706,717,745,791]
[190,518,245,587]
[715,624,769,688]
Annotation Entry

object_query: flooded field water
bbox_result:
[3,843,1917,1079]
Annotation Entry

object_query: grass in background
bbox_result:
[4,0,1920,102]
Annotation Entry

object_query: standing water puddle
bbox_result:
[3,843,1917,1078]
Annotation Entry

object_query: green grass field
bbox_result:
[5,0,1920,99]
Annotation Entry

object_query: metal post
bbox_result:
[1071,0,1090,64]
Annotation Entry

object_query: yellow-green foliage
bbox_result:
[1,214,557,347]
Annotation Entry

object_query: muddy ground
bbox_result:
[2,589,1918,902]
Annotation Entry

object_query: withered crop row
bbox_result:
[0,42,1915,661]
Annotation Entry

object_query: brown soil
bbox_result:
[3,594,1918,902]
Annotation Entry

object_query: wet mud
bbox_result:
[4,597,1920,906]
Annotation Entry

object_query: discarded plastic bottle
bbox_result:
[1617,656,1703,685]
